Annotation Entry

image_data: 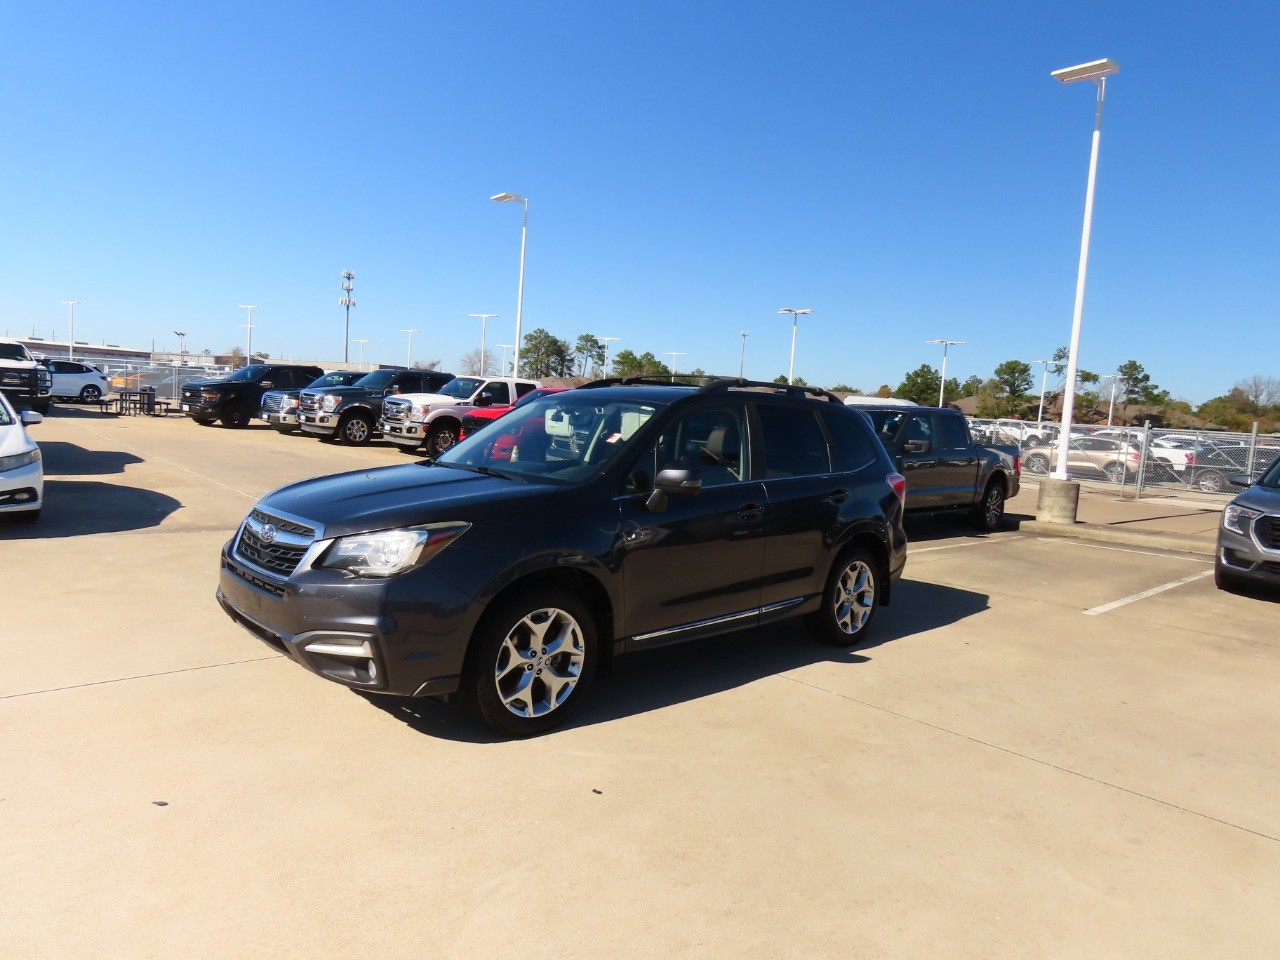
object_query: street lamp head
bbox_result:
[491,192,525,203]
[173,331,186,337]
[777,307,813,317]
[926,339,966,347]
[1052,58,1119,84]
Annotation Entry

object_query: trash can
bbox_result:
[140,386,156,416]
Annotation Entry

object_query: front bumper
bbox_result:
[1217,523,1280,587]
[379,420,424,447]
[299,413,337,436]
[0,459,43,512]
[217,541,482,697]
[261,411,299,427]
[181,399,220,418]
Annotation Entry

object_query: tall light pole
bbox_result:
[1102,374,1128,426]
[60,301,80,360]
[339,270,356,363]
[1051,57,1120,481]
[469,313,499,375]
[352,338,371,366]
[663,351,686,383]
[400,329,420,368]
[599,337,620,379]
[496,344,515,377]
[238,305,259,366]
[777,307,812,384]
[926,339,965,407]
[1030,359,1051,424]
[491,192,528,375]
[739,331,749,378]
[174,331,188,359]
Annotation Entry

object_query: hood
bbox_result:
[182,377,233,390]
[1233,483,1280,513]
[304,385,379,399]
[401,392,466,409]
[257,462,558,539]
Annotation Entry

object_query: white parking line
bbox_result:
[913,535,1022,554]
[1035,538,1214,564]
[1083,570,1214,616]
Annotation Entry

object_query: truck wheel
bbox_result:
[460,589,599,738]
[425,420,460,458]
[804,547,880,647]
[79,385,102,404]
[338,412,374,445]
[972,481,1006,531]
[221,404,251,428]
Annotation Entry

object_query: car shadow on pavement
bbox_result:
[359,579,989,743]
[37,441,144,476]
[902,512,1029,544]
[0,480,181,539]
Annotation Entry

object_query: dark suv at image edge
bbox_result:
[181,364,325,427]
[216,378,909,737]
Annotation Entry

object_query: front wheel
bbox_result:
[972,481,1006,531]
[338,413,374,445]
[80,385,102,404]
[1104,462,1127,483]
[1197,471,1226,494]
[221,404,251,428]
[805,548,880,647]
[1024,454,1049,475]
[425,420,460,458]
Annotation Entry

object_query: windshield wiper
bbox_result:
[434,461,522,481]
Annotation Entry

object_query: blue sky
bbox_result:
[3,1,1276,403]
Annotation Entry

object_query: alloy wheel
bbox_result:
[492,607,586,718]
[833,559,876,635]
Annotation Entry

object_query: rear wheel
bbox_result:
[221,404,251,428]
[1104,462,1127,483]
[338,412,374,445]
[461,589,598,738]
[425,420,460,458]
[1197,471,1226,494]
[194,416,217,426]
[805,547,880,647]
[1024,453,1049,475]
[79,385,102,404]
[972,481,1006,531]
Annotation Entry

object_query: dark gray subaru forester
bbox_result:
[217,378,908,737]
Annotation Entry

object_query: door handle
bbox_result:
[826,488,849,504]
[736,503,764,521]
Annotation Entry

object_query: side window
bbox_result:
[937,415,968,450]
[515,382,537,399]
[623,403,750,493]
[483,381,511,405]
[757,404,830,479]
[49,360,71,373]
[905,414,933,444]
[820,408,879,472]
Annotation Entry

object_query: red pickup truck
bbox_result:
[457,386,569,444]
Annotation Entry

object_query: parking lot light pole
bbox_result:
[491,193,528,375]
[60,301,80,361]
[663,351,686,382]
[777,308,812,384]
[1031,359,1051,424]
[739,331,749,378]
[599,337,620,379]
[1050,57,1119,482]
[339,270,356,363]
[926,339,965,407]
[496,343,514,376]
[238,305,259,366]
[1103,374,1128,426]
[469,314,499,375]
[400,329,420,368]
[352,338,371,366]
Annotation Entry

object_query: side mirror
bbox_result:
[903,439,931,454]
[645,467,703,513]
[20,410,43,426]
[1227,473,1252,488]
[474,392,494,407]
[260,381,273,389]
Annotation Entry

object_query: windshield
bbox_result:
[309,372,364,388]
[1258,456,1280,489]
[438,377,484,399]
[354,370,396,390]
[438,392,662,484]
[0,398,13,425]
[225,364,268,382]
[0,343,31,361]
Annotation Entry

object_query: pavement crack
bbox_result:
[0,656,281,700]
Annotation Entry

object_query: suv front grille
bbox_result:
[1256,515,1280,550]
[236,527,309,576]
[182,386,202,402]
[261,393,285,414]
[233,510,317,579]
[249,509,314,539]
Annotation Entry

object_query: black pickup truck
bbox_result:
[180,363,324,427]
[857,405,1021,530]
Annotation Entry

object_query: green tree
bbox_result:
[960,375,984,397]
[874,384,893,398]
[1114,360,1169,405]
[574,334,605,378]
[831,383,859,394]
[993,360,1033,399]
[894,364,940,404]
[772,374,809,386]
[1051,345,1099,393]
[611,349,669,379]
[520,328,574,379]
[227,345,245,369]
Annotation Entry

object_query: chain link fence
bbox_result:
[968,419,1280,498]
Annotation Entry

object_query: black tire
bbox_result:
[337,412,374,445]
[425,420,460,458]
[79,385,102,404]
[1197,471,1226,494]
[194,416,218,426]
[32,399,51,415]
[972,480,1006,532]
[1104,462,1127,483]
[14,508,40,524]
[1025,454,1049,475]
[221,404,251,428]
[460,589,599,738]
[805,547,881,647]
[1214,561,1248,594]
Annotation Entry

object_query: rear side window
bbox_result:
[937,415,968,450]
[515,382,537,398]
[819,408,879,472]
[757,405,830,479]
[482,381,511,405]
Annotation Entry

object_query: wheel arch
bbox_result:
[832,529,893,607]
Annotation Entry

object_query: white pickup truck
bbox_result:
[379,376,541,456]
[0,339,53,413]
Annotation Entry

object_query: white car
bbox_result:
[0,392,43,522]
[47,359,113,403]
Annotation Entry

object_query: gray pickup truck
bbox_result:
[857,405,1020,530]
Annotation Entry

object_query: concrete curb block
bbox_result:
[1020,520,1216,558]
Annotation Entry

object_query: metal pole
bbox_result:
[739,331,749,378]
[513,200,528,375]
[1107,378,1118,425]
[400,329,419,368]
[1247,421,1259,477]
[938,344,949,408]
[1053,76,1108,480]
[61,301,80,361]
[469,314,499,376]
[600,337,619,379]
[788,315,798,384]
[1037,364,1049,425]
[1134,420,1151,500]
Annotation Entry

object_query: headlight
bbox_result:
[0,448,41,472]
[321,395,341,412]
[320,522,469,578]
[409,406,426,423]
[201,391,220,400]
[284,397,299,410]
[1222,504,1262,536]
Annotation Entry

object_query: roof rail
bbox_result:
[578,375,841,404]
